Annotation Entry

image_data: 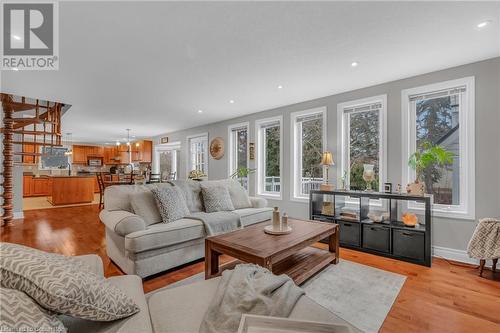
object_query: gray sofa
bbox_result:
[63,254,361,333]
[100,179,273,278]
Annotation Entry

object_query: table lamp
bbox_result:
[320,151,335,191]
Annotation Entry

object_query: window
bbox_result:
[291,107,326,200]
[255,116,282,198]
[187,134,208,176]
[337,95,387,193]
[402,77,475,219]
[228,123,249,189]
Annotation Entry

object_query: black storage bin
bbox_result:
[339,220,360,247]
[362,224,390,253]
[392,229,425,261]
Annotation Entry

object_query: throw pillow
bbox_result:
[201,184,235,213]
[0,243,139,322]
[0,287,66,333]
[221,179,252,209]
[168,180,205,212]
[130,190,163,226]
[151,186,190,223]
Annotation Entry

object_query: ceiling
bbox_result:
[1,1,499,144]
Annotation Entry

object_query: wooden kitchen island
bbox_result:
[47,175,95,206]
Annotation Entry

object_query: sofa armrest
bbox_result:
[249,196,268,209]
[99,209,146,237]
[74,254,104,277]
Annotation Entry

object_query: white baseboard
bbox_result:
[432,245,486,266]
[13,211,24,220]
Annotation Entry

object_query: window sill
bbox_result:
[407,204,475,220]
[290,196,309,203]
[256,193,282,201]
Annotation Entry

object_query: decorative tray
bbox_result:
[237,314,352,333]
[263,225,293,235]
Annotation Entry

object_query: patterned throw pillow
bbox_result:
[0,243,139,322]
[151,186,190,223]
[0,287,66,333]
[201,184,235,213]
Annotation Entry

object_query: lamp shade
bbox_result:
[320,151,334,166]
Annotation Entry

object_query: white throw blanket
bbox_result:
[188,211,242,236]
[199,264,304,333]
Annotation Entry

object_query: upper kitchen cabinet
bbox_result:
[72,145,87,164]
[86,145,104,157]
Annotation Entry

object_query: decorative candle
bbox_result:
[281,213,288,230]
[272,207,280,230]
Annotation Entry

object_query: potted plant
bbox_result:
[230,167,256,187]
[407,141,454,195]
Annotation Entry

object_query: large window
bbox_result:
[255,116,282,198]
[291,107,326,200]
[187,134,208,176]
[402,77,475,219]
[337,95,387,192]
[228,123,249,189]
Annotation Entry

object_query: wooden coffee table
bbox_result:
[205,218,339,285]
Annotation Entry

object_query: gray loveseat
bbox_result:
[62,254,360,333]
[100,179,273,278]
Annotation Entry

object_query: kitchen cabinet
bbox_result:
[94,176,100,193]
[23,176,51,197]
[22,144,37,164]
[72,145,87,164]
[131,140,152,163]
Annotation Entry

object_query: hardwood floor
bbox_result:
[1,205,499,332]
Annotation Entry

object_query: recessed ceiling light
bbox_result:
[351,61,359,67]
[198,109,203,114]
[12,68,19,71]
[12,35,21,40]
[477,20,491,29]
[277,85,283,89]
[229,100,235,104]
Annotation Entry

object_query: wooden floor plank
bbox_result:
[1,205,499,332]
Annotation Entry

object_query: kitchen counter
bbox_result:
[47,176,95,206]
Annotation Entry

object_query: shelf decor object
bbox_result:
[310,189,432,267]
[362,164,375,191]
[319,151,335,191]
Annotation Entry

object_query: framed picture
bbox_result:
[160,137,169,144]
[384,182,392,193]
[249,143,255,160]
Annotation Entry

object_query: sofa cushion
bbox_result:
[205,179,252,209]
[104,183,172,212]
[0,243,139,322]
[147,276,361,333]
[130,191,162,226]
[1,287,66,333]
[59,275,153,333]
[234,207,273,227]
[152,187,190,223]
[169,180,204,212]
[200,184,235,213]
[124,218,205,253]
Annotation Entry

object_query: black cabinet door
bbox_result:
[362,224,390,253]
[392,229,425,262]
[339,221,360,247]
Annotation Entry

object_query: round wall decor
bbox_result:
[209,137,224,160]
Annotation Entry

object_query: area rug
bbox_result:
[157,260,406,333]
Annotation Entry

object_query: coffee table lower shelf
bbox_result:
[214,246,335,285]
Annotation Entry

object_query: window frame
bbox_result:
[186,133,209,177]
[290,107,327,202]
[255,116,283,200]
[227,122,250,177]
[401,77,475,220]
[337,95,387,204]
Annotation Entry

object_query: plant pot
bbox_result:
[406,180,425,196]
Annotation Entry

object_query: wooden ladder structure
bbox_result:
[1,93,64,226]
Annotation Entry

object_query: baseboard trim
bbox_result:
[13,211,24,220]
[432,245,489,266]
